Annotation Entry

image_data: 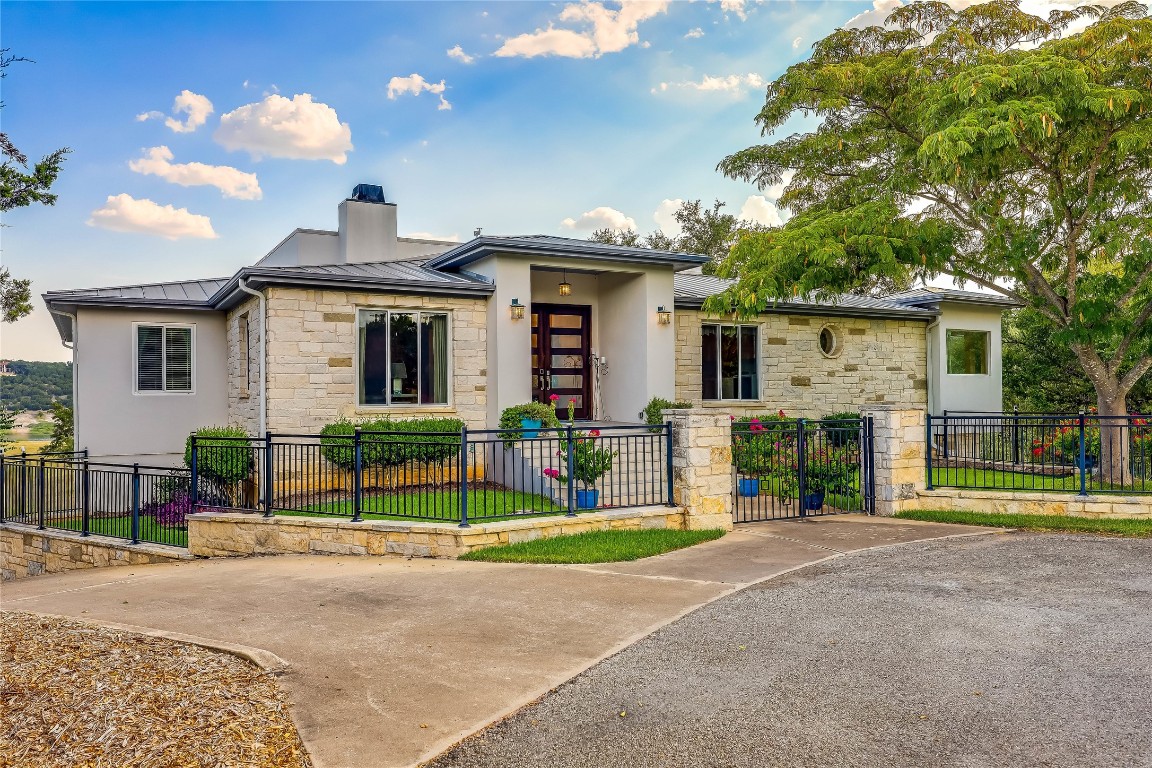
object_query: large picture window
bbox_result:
[359,310,450,405]
[135,324,194,393]
[946,329,989,375]
[701,323,759,400]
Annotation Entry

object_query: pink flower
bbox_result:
[588,429,601,437]
[543,468,560,479]
[729,415,736,422]
[549,393,559,402]
[569,398,576,404]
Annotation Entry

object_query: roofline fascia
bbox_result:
[672,297,940,321]
[426,238,710,272]
[210,268,495,308]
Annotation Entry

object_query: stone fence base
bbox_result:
[1,524,193,581]
[911,489,1152,519]
[188,507,688,560]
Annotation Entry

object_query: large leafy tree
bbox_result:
[1,49,70,323]
[712,0,1152,483]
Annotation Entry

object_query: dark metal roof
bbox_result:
[425,234,709,272]
[884,287,1022,308]
[672,274,939,319]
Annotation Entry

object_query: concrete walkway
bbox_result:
[0,515,998,768]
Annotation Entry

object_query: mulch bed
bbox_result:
[0,612,311,768]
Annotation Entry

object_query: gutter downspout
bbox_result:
[48,309,79,452]
[237,279,267,435]
[925,314,941,415]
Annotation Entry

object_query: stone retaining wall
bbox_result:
[911,488,1152,519]
[0,524,193,581]
[187,507,687,560]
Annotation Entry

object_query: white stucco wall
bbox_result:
[74,307,229,464]
[928,303,1005,414]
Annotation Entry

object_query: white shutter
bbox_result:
[136,326,163,391]
[164,327,193,391]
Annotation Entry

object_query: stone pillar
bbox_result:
[665,409,734,531]
[861,405,926,516]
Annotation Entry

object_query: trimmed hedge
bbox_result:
[183,425,253,483]
[319,417,465,470]
[642,397,691,429]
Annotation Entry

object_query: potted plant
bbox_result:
[733,421,774,496]
[499,402,561,444]
[543,429,618,509]
[800,445,858,511]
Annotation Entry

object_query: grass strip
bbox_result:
[895,509,1152,538]
[459,528,726,564]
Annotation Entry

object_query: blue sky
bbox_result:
[2,0,886,361]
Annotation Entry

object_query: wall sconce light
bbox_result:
[558,269,572,297]
[510,298,525,320]
[657,306,672,325]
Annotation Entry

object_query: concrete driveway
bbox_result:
[0,516,993,768]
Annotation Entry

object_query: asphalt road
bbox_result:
[429,533,1152,768]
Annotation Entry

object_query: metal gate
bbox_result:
[732,416,875,523]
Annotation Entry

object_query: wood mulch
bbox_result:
[0,612,311,768]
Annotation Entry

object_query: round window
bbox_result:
[819,326,841,358]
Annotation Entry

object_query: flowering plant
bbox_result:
[542,429,617,489]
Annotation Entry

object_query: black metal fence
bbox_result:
[190,423,674,525]
[732,417,875,522]
[928,412,1152,495]
[0,452,191,547]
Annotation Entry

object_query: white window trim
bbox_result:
[132,322,196,396]
[701,322,761,402]
[944,328,991,377]
[354,307,454,408]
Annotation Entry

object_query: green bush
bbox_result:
[822,410,861,447]
[499,402,562,444]
[184,425,254,483]
[320,417,464,469]
[641,397,691,430]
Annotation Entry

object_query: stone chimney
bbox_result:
[338,184,399,263]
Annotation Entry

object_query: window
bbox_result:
[946,329,989,375]
[238,313,251,392]
[135,324,194,393]
[358,310,450,405]
[818,326,841,358]
[701,323,759,400]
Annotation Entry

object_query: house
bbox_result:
[43,184,1015,464]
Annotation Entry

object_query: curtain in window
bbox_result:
[421,313,448,404]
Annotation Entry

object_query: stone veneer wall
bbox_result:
[263,287,488,432]
[908,488,1152,519]
[674,309,928,417]
[1,524,192,580]
[226,295,262,435]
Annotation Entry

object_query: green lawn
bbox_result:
[286,487,564,522]
[930,466,1150,494]
[896,509,1152,538]
[459,528,726,564]
[34,514,188,547]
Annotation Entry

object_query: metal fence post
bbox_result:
[796,418,807,517]
[1011,406,1021,465]
[941,409,949,459]
[131,463,141,544]
[19,450,27,520]
[81,458,90,537]
[925,413,934,491]
[664,420,675,506]
[565,424,576,516]
[352,428,363,522]
[37,456,46,530]
[0,457,6,524]
[1078,410,1088,496]
[866,416,876,515]
[189,436,199,510]
[263,432,274,518]
[458,426,469,528]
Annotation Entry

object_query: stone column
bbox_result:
[665,409,734,531]
[861,405,926,516]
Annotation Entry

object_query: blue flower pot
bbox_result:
[1077,455,1097,471]
[576,489,599,509]
[802,491,826,511]
[738,478,760,497]
[520,418,543,439]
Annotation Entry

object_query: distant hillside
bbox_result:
[0,360,73,412]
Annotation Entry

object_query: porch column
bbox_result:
[666,409,734,531]
[861,405,926,516]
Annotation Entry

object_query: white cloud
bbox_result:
[561,206,637,231]
[387,74,452,110]
[843,0,1121,33]
[495,0,670,59]
[653,198,684,237]
[654,73,764,95]
[135,90,214,133]
[764,169,794,203]
[128,146,262,200]
[87,194,217,240]
[404,231,461,242]
[685,27,705,39]
[710,0,755,20]
[738,195,783,227]
[844,0,904,29]
[447,44,475,64]
[214,93,353,164]
[792,36,804,49]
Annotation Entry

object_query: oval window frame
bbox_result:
[818,325,842,359]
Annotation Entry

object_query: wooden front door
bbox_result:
[531,304,592,420]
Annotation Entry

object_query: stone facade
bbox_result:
[666,409,734,530]
[261,287,488,432]
[0,524,192,580]
[226,295,262,435]
[863,406,927,516]
[675,309,928,417]
[188,506,687,559]
[909,489,1152,519]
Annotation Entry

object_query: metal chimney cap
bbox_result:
[351,184,386,203]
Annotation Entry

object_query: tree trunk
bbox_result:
[1096,391,1133,488]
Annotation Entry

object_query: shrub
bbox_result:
[499,402,562,444]
[184,425,253,484]
[641,397,691,429]
[822,410,861,447]
[320,417,465,469]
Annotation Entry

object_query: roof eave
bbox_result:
[212,268,495,309]
[427,238,709,272]
[673,296,939,320]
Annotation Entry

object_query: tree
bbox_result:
[712,0,1152,484]
[45,402,73,453]
[1,49,70,323]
